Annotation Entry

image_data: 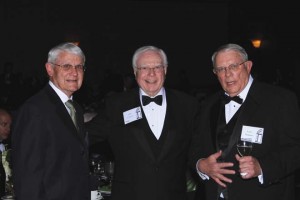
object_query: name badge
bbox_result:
[123,106,142,124]
[241,125,264,144]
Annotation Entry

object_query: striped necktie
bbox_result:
[65,100,78,130]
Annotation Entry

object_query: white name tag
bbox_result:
[123,106,142,124]
[241,125,264,144]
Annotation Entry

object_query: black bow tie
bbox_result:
[222,94,243,104]
[142,95,163,106]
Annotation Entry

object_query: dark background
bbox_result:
[1,0,300,197]
[1,0,300,107]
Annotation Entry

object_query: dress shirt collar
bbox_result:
[49,81,73,104]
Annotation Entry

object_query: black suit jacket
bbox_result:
[12,84,90,200]
[87,88,201,200]
[196,80,300,200]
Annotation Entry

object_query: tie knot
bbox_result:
[222,94,243,104]
[65,100,75,109]
[65,100,76,116]
[142,95,163,106]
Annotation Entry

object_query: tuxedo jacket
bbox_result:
[87,88,201,200]
[12,84,90,200]
[197,80,300,200]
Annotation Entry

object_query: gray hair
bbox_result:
[211,43,248,67]
[47,42,85,65]
[132,45,168,69]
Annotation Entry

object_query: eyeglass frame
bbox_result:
[50,62,86,72]
[0,121,10,128]
[213,60,248,74]
[136,65,165,73]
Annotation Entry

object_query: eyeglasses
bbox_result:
[51,63,86,72]
[0,121,10,128]
[213,60,247,74]
[136,65,165,73]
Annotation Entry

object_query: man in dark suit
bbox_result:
[195,43,300,200]
[86,45,201,200]
[12,42,90,200]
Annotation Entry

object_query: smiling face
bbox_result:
[214,50,252,97]
[134,50,167,97]
[45,51,84,98]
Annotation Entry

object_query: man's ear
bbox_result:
[45,63,54,77]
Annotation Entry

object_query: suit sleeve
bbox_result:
[259,91,300,185]
[187,99,203,167]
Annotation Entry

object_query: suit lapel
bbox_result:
[133,107,157,161]
[45,85,86,146]
[226,83,260,155]
[128,89,156,161]
[157,104,173,162]
[155,90,180,162]
[73,101,87,144]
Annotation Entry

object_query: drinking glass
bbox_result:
[236,140,253,157]
[104,161,114,187]
[236,139,253,176]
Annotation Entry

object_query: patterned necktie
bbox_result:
[65,100,78,130]
[142,95,163,106]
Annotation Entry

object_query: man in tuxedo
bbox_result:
[12,42,90,200]
[86,45,201,200]
[195,43,300,200]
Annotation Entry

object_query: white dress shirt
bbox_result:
[0,142,5,153]
[140,88,167,140]
[49,81,73,114]
[224,76,253,123]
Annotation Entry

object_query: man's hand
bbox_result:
[235,154,262,179]
[197,151,235,187]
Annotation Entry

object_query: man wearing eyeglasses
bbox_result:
[86,45,201,200]
[12,42,90,200]
[194,43,300,200]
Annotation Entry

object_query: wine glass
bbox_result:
[236,139,253,176]
[104,161,114,187]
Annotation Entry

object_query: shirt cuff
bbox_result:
[196,159,209,180]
